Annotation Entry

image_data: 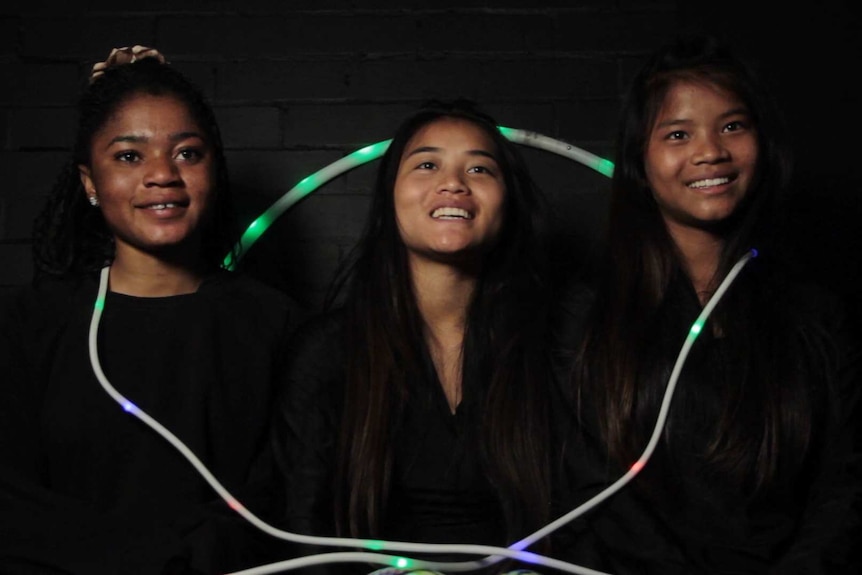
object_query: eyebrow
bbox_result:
[404,146,498,160]
[104,131,204,149]
[655,107,751,129]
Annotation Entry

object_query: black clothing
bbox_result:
[0,271,303,575]
[271,309,517,574]
[272,309,506,535]
[553,279,862,575]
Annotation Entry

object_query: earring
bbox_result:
[88,195,100,207]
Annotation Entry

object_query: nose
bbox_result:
[693,133,730,164]
[436,168,468,194]
[144,153,182,187]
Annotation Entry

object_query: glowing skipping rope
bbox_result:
[89,261,609,573]
[87,125,754,574]
[88,250,754,575]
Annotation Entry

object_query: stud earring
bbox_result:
[88,195,100,207]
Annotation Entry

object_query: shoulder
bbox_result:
[752,254,849,328]
[775,279,855,340]
[778,279,862,398]
[283,309,347,378]
[3,274,99,326]
[200,270,308,334]
[287,308,346,356]
[0,276,99,375]
[278,308,347,402]
[203,269,300,308]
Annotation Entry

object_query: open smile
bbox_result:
[687,175,735,189]
[431,206,473,220]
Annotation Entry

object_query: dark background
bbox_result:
[1,0,859,315]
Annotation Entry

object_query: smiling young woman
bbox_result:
[393,116,506,269]
[78,91,218,295]
[270,100,566,575]
[0,49,303,574]
[556,34,862,574]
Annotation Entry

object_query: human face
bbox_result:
[79,92,215,262]
[644,80,758,238]
[394,117,506,267]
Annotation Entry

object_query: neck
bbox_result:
[665,221,724,304]
[109,245,208,297]
[409,256,478,413]
[410,257,477,332]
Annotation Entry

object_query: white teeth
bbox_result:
[148,203,178,210]
[431,207,472,219]
[689,177,730,189]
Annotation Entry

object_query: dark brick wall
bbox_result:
[1,0,859,313]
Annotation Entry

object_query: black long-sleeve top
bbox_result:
[552,279,862,575]
[0,271,303,575]
[271,310,508,562]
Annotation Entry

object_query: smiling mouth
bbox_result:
[431,207,473,220]
[688,177,732,189]
[142,202,188,210]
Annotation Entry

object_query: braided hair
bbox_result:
[32,57,238,278]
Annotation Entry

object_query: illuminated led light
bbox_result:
[514,550,544,565]
[122,401,136,413]
[366,540,385,551]
[630,460,645,473]
[690,321,704,336]
[242,216,271,242]
[356,140,391,157]
[225,128,613,270]
[596,158,615,178]
[297,176,316,191]
[394,557,411,569]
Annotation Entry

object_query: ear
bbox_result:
[78,165,95,197]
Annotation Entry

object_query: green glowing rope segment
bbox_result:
[225,128,613,269]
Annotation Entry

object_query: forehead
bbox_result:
[98,92,202,137]
[402,117,498,155]
[655,79,747,121]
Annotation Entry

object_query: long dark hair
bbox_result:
[327,99,554,543]
[574,35,831,493]
[32,57,238,278]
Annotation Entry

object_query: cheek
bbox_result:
[98,203,132,240]
[392,183,420,221]
[96,175,131,208]
[390,192,409,237]
[643,149,680,195]
[643,146,661,184]
[485,189,507,235]
[739,146,759,176]
[189,165,215,193]
[186,169,217,213]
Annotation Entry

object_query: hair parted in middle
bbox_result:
[328,98,556,545]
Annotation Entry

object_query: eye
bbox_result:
[467,165,495,175]
[666,130,688,141]
[416,161,436,170]
[114,150,141,163]
[723,120,749,133]
[175,146,205,163]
